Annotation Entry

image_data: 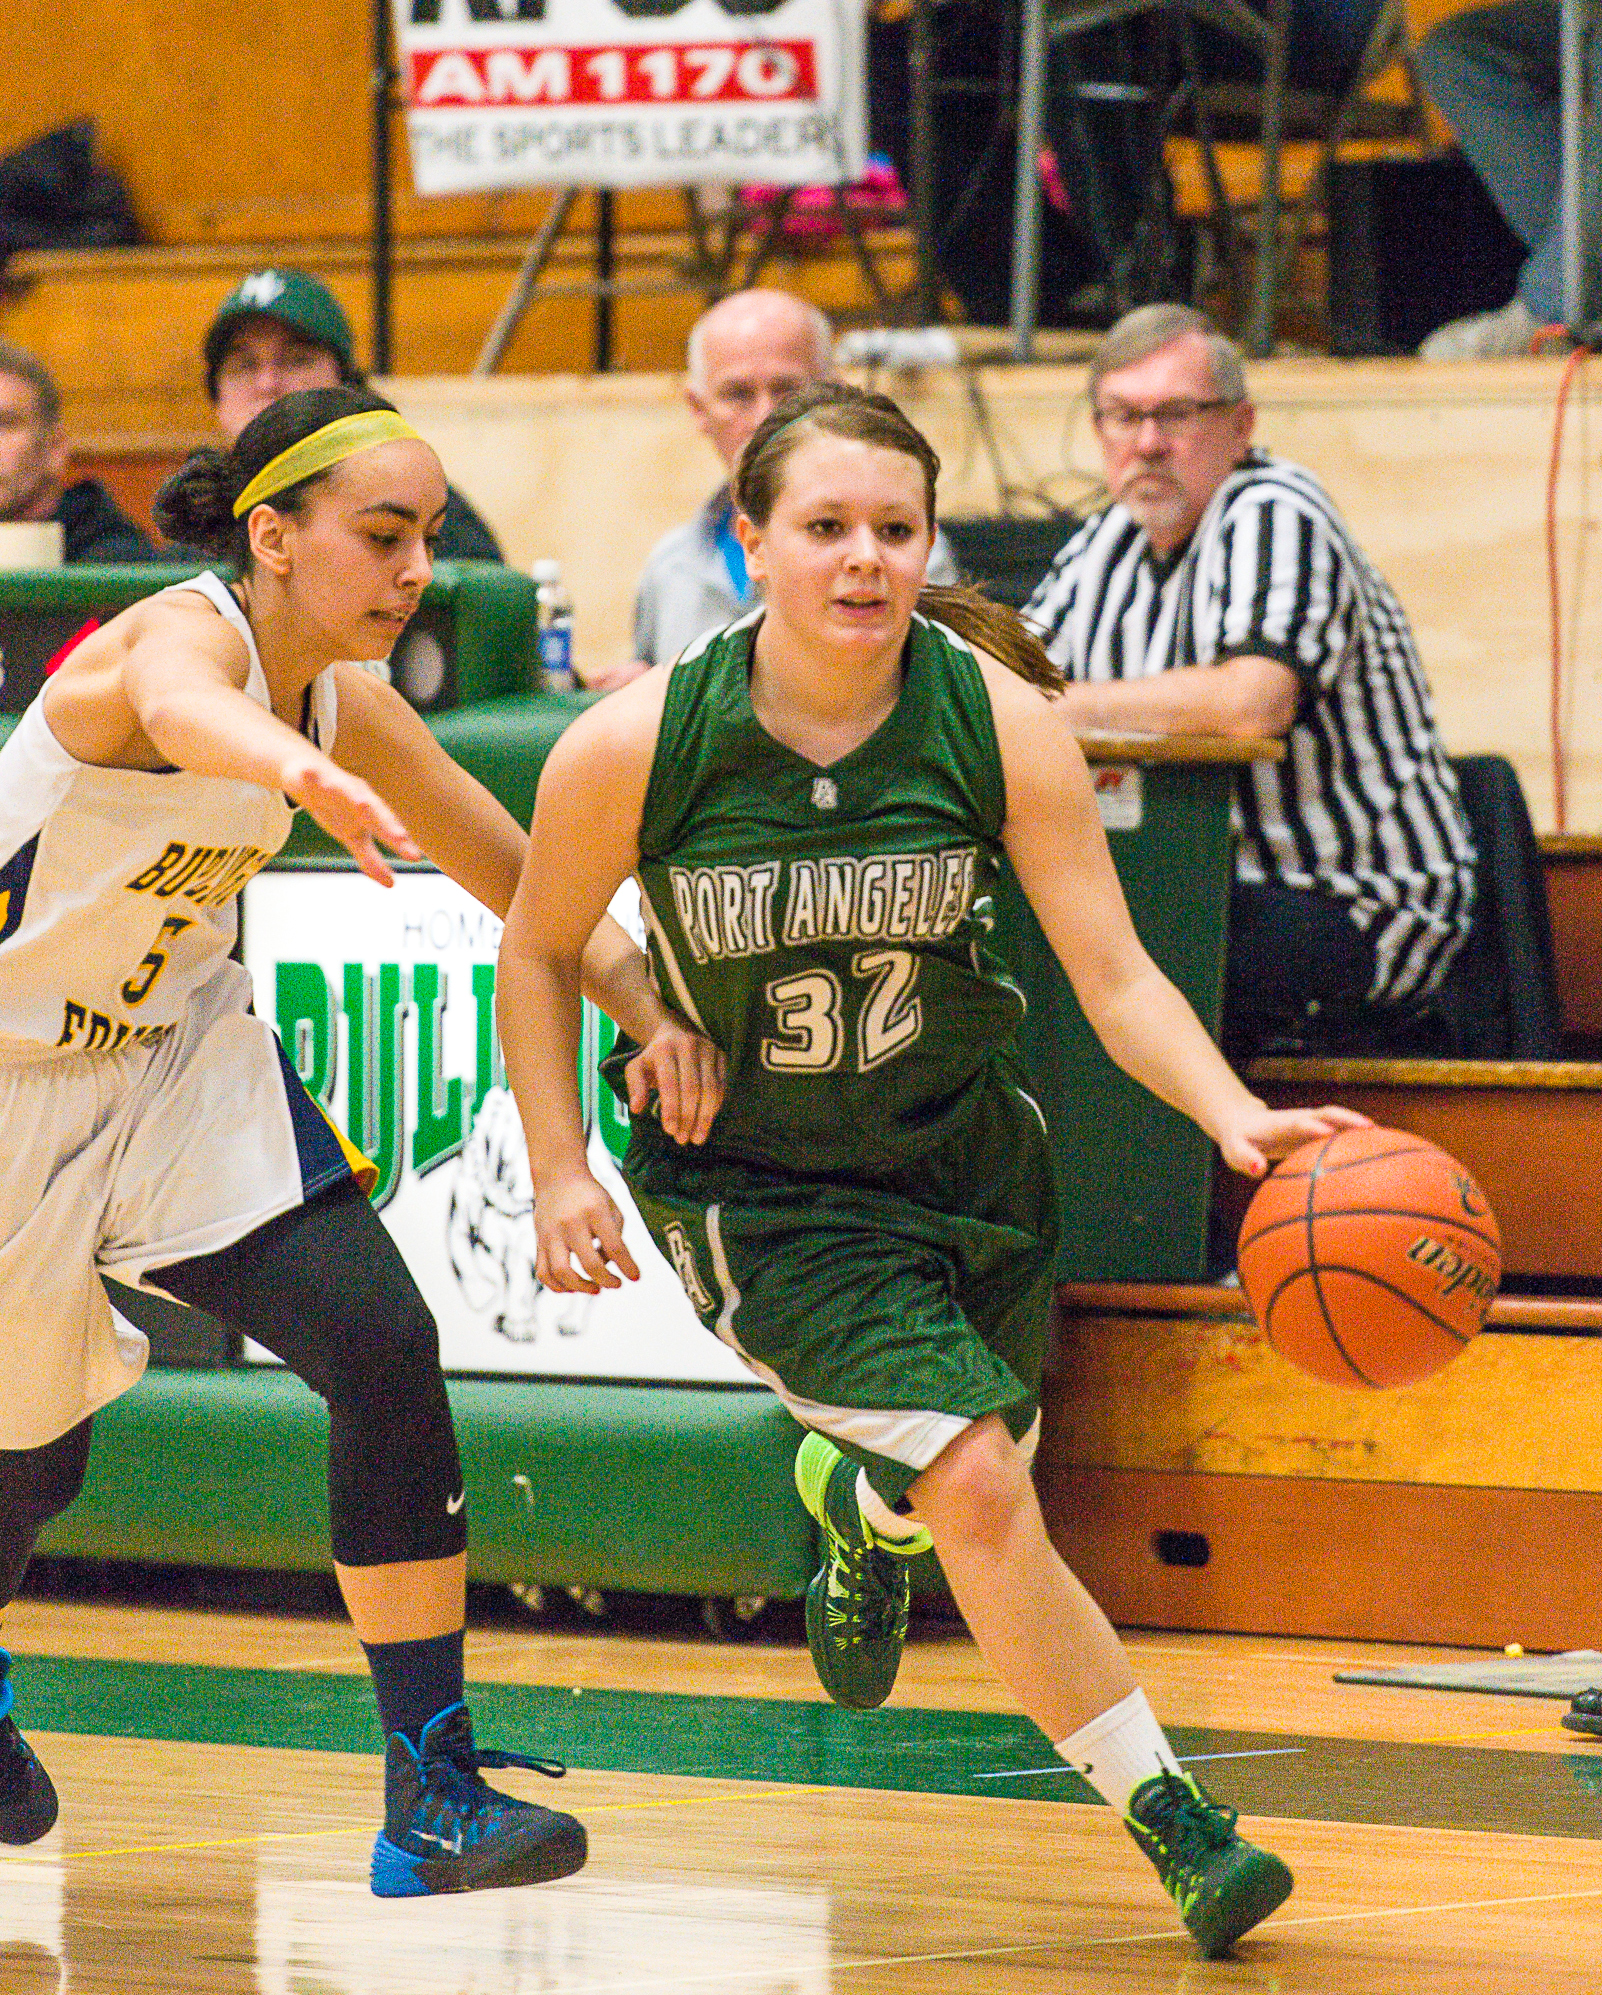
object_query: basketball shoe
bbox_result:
[1125,1768,1293,1958]
[794,1433,931,1711]
[370,1702,587,1898]
[0,1650,58,1845]
[1563,1688,1602,1736]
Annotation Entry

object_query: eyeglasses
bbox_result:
[1091,397,1238,441]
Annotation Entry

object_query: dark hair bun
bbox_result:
[153,448,238,558]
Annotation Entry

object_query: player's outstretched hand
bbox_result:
[535,1169,641,1294]
[282,754,421,888]
[1217,1102,1372,1181]
[624,1020,727,1146]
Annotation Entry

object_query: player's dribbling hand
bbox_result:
[624,1022,727,1146]
[535,1171,641,1294]
[1216,1102,1372,1180]
[282,754,422,888]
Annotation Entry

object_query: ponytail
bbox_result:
[152,447,237,561]
[918,584,1060,691]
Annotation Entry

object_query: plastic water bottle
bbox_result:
[531,559,576,692]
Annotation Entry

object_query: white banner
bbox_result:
[391,0,865,192]
[241,867,750,1385]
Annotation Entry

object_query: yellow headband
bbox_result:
[232,411,423,518]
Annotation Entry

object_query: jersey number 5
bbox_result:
[761,948,923,1074]
[120,915,196,1008]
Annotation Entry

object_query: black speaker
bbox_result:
[942,514,1078,610]
[0,559,538,718]
[1326,151,1528,357]
[0,564,203,715]
[383,560,540,711]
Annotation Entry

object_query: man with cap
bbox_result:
[0,343,156,562]
[201,269,504,562]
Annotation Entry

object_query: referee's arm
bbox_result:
[1048,655,1296,738]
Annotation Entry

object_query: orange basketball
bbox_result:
[1237,1125,1501,1388]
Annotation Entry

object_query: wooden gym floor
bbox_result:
[3,1575,1602,1993]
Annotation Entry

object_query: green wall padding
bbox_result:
[37,1368,819,1599]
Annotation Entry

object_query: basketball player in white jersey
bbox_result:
[0,386,722,1897]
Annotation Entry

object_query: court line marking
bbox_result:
[270,1636,564,1672]
[1121,1637,1543,1674]
[1265,1882,1602,1933]
[976,1747,1307,1779]
[512,1882,1602,1993]
[0,1824,372,1862]
[10,1804,1601,1984]
[1182,1748,1308,1763]
[1414,1724,1573,1746]
[0,1785,844,1864]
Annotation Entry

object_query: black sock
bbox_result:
[360,1628,466,1746]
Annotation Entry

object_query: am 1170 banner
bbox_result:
[392,0,865,192]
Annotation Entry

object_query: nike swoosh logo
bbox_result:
[446,1490,466,1515]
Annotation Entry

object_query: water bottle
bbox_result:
[531,559,576,692]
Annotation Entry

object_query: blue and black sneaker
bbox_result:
[370,1702,587,1899]
[0,1650,58,1845]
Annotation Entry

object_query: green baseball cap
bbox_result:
[204,268,357,398]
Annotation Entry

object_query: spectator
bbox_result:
[1024,304,1477,1060]
[200,269,504,561]
[1415,3,1601,358]
[623,289,956,688]
[0,343,156,562]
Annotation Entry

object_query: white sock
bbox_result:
[1054,1687,1183,1816]
[855,1473,932,1554]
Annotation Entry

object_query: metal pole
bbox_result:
[596,188,615,373]
[475,188,582,375]
[1010,0,1048,360]
[909,0,940,324]
[371,0,393,374]
[1246,0,1289,357]
[1559,0,1585,330]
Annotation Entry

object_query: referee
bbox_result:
[1025,304,1476,1060]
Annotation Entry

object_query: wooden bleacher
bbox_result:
[6,227,921,447]
[1040,828,1602,1650]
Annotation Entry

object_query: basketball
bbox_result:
[1237,1126,1501,1389]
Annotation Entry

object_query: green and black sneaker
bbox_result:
[1563,1689,1602,1736]
[1125,1768,1293,1959]
[794,1433,931,1712]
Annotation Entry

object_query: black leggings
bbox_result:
[0,1179,465,1606]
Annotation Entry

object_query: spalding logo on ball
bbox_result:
[1237,1125,1501,1389]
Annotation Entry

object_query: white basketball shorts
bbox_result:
[0,963,369,1449]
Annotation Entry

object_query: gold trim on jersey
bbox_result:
[317,1101,381,1196]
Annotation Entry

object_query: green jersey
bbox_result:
[623,611,1045,1207]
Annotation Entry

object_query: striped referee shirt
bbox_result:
[1023,449,1476,1006]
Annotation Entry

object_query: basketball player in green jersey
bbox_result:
[496,382,1365,1958]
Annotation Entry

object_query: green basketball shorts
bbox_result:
[627,1142,1060,1508]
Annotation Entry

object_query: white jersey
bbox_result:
[0,570,337,1059]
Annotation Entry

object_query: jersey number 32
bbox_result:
[762,948,922,1074]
